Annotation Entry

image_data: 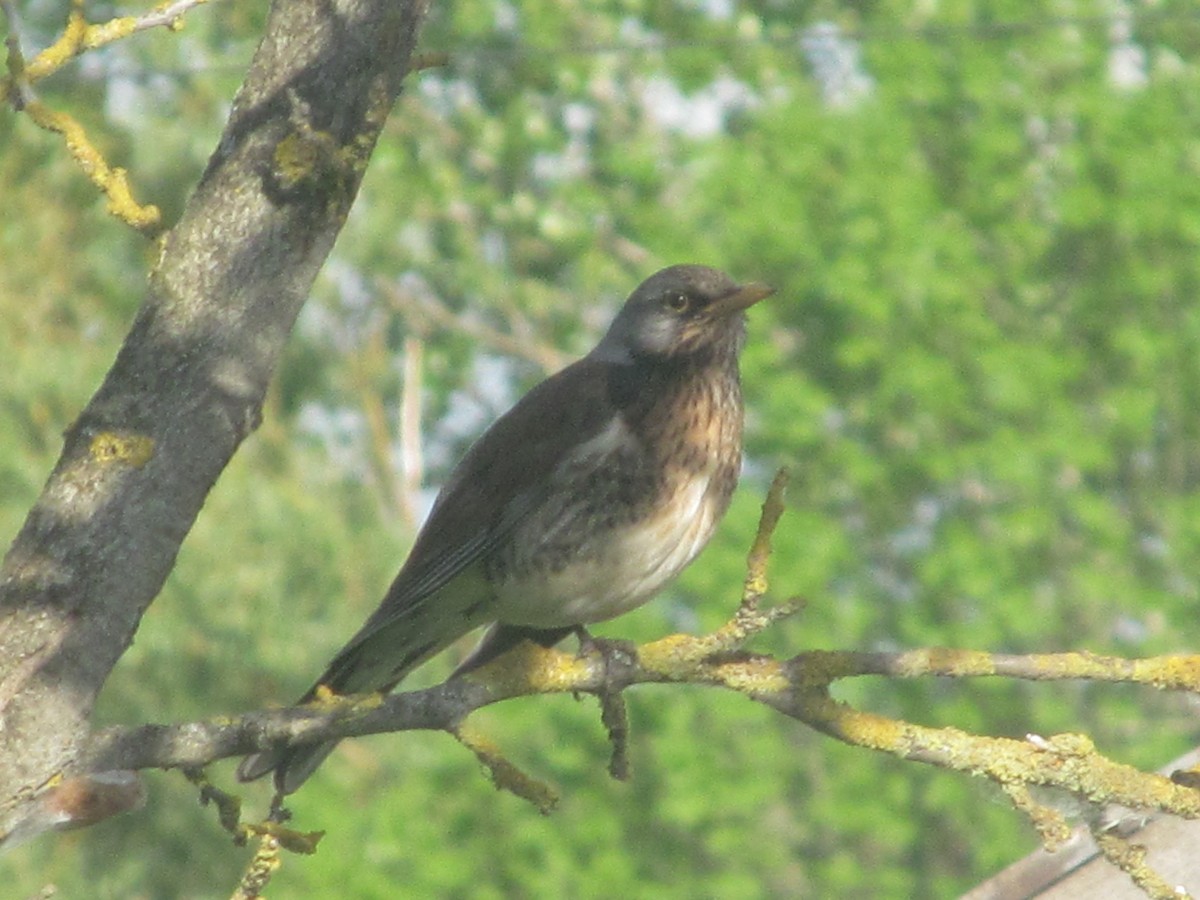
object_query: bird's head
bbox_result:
[592,265,775,364]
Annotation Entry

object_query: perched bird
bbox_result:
[238,264,773,793]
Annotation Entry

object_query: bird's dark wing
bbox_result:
[237,357,629,791]
[340,354,627,653]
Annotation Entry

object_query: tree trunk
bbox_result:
[0,0,430,843]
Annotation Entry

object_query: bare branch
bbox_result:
[397,335,426,528]
[743,466,789,604]
[347,325,414,524]
[90,0,215,42]
[381,279,574,375]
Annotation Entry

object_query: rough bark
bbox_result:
[0,0,429,842]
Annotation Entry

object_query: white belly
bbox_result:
[492,472,721,627]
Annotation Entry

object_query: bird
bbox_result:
[238,264,773,793]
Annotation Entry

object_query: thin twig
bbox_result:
[1090,825,1187,900]
[19,99,163,236]
[743,466,789,605]
[598,690,630,781]
[451,724,559,814]
[2,0,169,235]
[998,781,1073,850]
[381,280,572,375]
[348,325,410,523]
[791,647,1200,691]
[397,335,426,530]
[4,0,215,93]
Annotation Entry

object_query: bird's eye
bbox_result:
[664,292,691,313]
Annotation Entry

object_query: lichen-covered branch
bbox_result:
[1091,825,1183,900]
[790,646,1200,690]
[74,469,1200,899]
[18,98,164,235]
[1,0,215,98]
[1,0,220,234]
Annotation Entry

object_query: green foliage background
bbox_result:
[4,1,1200,897]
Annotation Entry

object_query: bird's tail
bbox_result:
[236,732,337,795]
[233,677,341,794]
[238,572,494,793]
[241,626,581,791]
[236,621,451,793]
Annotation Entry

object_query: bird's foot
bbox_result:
[571,625,637,669]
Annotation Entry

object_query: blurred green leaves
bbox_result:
[5,1,1200,897]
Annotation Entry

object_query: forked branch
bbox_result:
[54,471,1200,899]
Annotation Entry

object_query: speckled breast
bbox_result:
[489,360,743,628]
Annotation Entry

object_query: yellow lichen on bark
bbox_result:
[89,432,156,468]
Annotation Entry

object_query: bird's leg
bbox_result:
[267,792,291,825]
[571,624,637,664]
[572,624,596,656]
